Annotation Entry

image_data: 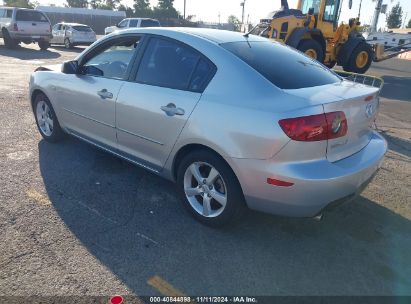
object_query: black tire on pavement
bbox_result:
[2,29,17,49]
[38,40,50,50]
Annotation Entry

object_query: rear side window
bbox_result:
[72,26,92,32]
[140,19,160,27]
[136,37,214,92]
[6,10,13,18]
[221,41,340,89]
[16,10,48,22]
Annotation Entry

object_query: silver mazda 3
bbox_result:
[29,28,387,226]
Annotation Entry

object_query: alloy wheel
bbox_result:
[183,162,227,218]
[36,100,54,136]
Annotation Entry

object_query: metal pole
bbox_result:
[370,0,382,33]
[241,0,246,32]
[184,0,186,19]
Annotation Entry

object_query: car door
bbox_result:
[57,35,142,148]
[116,36,216,169]
[51,24,61,44]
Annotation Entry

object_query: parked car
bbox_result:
[104,18,160,35]
[29,28,387,226]
[0,7,52,50]
[51,23,96,49]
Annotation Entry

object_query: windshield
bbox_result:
[221,41,340,89]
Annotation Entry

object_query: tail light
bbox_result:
[279,111,347,142]
[13,23,18,31]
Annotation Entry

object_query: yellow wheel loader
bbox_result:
[250,0,409,74]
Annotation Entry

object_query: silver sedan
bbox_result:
[29,28,387,226]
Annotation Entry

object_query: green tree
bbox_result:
[227,15,241,31]
[134,0,152,17]
[386,2,403,29]
[407,19,411,28]
[153,0,178,18]
[3,0,34,8]
[66,0,88,8]
[118,4,134,17]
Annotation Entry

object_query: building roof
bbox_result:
[36,6,126,17]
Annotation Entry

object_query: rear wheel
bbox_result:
[297,39,325,63]
[33,93,64,142]
[2,29,17,49]
[64,38,72,49]
[38,40,50,50]
[177,150,247,227]
[343,42,373,74]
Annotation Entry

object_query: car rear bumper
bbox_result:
[10,33,52,41]
[230,131,387,217]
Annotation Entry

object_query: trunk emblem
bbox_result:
[366,102,376,118]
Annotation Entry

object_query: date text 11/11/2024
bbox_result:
[149,296,258,303]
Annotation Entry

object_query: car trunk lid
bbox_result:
[284,80,380,162]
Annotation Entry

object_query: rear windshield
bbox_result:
[221,41,340,89]
[140,19,160,27]
[16,10,48,22]
[72,26,92,32]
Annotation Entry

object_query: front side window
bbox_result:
[136,37,213,91]
[6,9,13,18]
[222,41,340,89]
[323,0,340,22]
[16,10,48,22]
[81,37,140,79]
[301,0,320,14]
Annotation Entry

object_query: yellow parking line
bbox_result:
[27,189,51,206]
[147,275,186,297]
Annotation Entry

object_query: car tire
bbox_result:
[38,40,50,50]
[177,150,247,227]
[343,42,373,74]
[64,38,72,49]
[33,93,65,143]
[2,29,17,49]
[297,39,325,63]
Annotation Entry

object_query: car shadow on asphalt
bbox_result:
[380,132,411,159]
[37,138,411,296]
[0,44,60,60]
[50,46,86,54]
[380,75,411,102]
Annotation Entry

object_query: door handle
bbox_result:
[97,89,113,99]
[161,103,185,116]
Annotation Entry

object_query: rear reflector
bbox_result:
[279,111,347,141]
[267,178,294,187]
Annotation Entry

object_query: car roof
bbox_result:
[117,27,268,44]
[59,22,90,26]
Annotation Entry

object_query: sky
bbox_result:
[23,0,411,29]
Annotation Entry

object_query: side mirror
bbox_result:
[61,60,78,74]
[348,0,353,10]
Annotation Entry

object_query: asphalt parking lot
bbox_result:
[0,42,410,298]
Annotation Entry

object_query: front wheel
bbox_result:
[33,93,65,142]
[177,150,247,227]
[38,40,50,50]
[297,39,325,63]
